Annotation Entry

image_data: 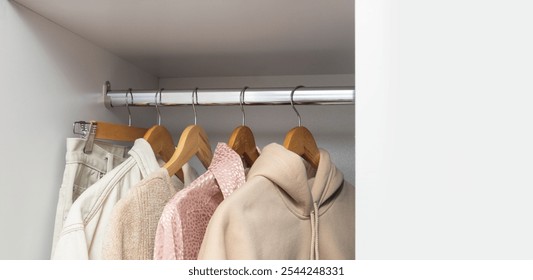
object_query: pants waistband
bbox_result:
[64,138,130,173]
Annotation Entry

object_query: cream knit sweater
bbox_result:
[102,166,197,260]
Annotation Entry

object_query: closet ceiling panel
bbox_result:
[14,0,355,78]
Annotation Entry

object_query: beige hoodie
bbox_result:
[198,143,355,260]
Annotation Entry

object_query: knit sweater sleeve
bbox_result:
[102,197,130,260]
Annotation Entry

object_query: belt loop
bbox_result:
[106,153,114,172]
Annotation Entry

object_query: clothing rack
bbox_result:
[103,81,354,108]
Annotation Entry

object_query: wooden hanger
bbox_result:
[143,89,175,162]
[72,120,148,154]
[228,87,259,167]
[283,86,320,170]
[73,89,148,153]
[91,89,147,141]
[229,125,259,167]
[284,126,320,170]
[89,121,148,141]
[143,125,175,162]
[163,89,213,181]
[164,125,212,180]
[75,90,148,153]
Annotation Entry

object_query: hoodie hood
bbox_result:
[246,143,344,218]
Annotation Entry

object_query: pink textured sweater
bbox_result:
[153,143,245,260]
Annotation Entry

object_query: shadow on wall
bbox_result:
[10,1,157,122]
[139,50,355,78]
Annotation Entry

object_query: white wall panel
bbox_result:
[0,1,157,259]
[357,0,533,259]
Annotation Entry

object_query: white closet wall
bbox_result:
[0,2,157,259]
[357,0,533,259]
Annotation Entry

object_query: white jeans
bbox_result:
[50,138,128,257]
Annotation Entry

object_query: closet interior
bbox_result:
[0,0,354,259]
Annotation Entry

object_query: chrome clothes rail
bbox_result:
[103,81,354,108]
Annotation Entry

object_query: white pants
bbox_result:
[50,138,128,257]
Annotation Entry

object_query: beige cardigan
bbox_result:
[198,143,355,260]
[102,166,197,260]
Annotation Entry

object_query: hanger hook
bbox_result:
[125,88,134,126]
[290,85,304,127]
[192,88,199,125]
[154,88,163,126]
[240,86,248,126]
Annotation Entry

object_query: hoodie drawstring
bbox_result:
[309,201,320,260]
